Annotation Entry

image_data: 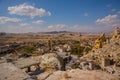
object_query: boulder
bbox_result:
[39,53,63,72]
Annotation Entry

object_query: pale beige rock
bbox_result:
[82,28,120,76]
[40,69,118,80]
[0,62,33,80]
[39,53,63,72]
[22,67,29,73]
[30,65,37,71]
[93,33,106,50]
[111,27,120,40]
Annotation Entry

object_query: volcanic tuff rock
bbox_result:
[82,27,120,76]
[93,33,106,50]
[111,27,120,40]
[84,27,120,64]
[39,53,63,72]
[88,40,120,65]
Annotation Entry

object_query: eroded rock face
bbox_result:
[83,37,120,76]
[92,40,120,65]
[111,27,120,40]
[81,28,120,76]
[39,53,63,72]
[93,33,106,50]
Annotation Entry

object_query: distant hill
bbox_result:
[38,31,69,34]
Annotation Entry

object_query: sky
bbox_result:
[0,0,120,33]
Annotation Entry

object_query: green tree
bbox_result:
[70,43,84,56]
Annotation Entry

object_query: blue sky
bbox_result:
[0,0,120,33]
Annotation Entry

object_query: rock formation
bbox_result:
[39,53,63,72]
[82,29,120,76]
[111,27,120,40]
[93,33,106,50]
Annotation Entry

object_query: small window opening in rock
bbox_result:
[110,60,115,65]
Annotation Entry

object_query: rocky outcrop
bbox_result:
[83,37,120,76]
[91,40,120,65]
[81,28,120,76]
[93,33,106,50]
[86,40,120,69]
[111,27,120,40]
[39,53,63,72]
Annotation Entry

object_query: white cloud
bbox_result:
[1,14,119,33]
[20,23,30,26]
[117,11,120,14]
[0,16,21,24]
[47,24,98,32]
[0,23,116,33]
[8,3,51,18]
[96,14,120,27]
[47,23,120,33]
[32,20,45,25]
[84,13,88,16]
[47,24,68,31]
[0,23,46,33]
[111,9,116,12]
